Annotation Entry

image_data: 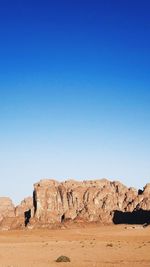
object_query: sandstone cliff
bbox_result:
[0,179,150,229]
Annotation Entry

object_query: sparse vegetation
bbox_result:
[56,255,71,262]
[106,243,113,247]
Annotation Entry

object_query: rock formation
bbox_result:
[15,197,34,218]
[0,178,150,229]
[33,179,138,224]
[0,197,15,223]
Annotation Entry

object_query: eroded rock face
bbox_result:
[127,183,150,211]
[33,179,147,224]
[0,179,150,229]
[0,197,15,223]
[15,197,34,217]
[0,196,34,230]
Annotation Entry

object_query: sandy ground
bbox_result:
[0,224,150,267]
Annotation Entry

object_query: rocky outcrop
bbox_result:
[15,197,34,217]
[0,178,150,229]
[126,183,150,211]
[33,179,150,224]
[0,197,15,223]
[0,196,34,230]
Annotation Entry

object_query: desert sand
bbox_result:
[0,224,150,267]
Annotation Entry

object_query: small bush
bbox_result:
[106,243,113,247]
[56,255,71,262]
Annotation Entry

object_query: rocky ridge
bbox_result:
[0,179,150,230]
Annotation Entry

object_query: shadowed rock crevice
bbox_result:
[61,214,65,223]
[33,190,37,215]
[24,209,31,227]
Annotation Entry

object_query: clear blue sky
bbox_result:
[0,0,150,203]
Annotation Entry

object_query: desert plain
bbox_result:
[0,224,150,267]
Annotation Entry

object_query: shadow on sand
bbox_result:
[113,209,150,225]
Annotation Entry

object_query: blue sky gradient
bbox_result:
[0,0,150,203]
